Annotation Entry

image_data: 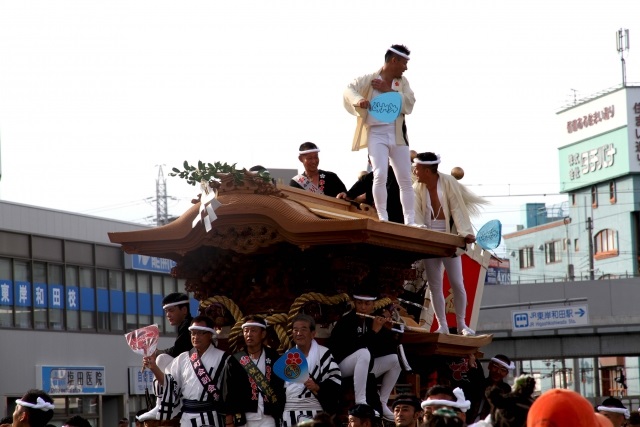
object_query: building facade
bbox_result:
[0,200,196,427]
[506,85,640,283]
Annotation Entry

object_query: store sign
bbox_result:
[512,305,589,331]
[124,254,176,274]
[38,366,106,394]
[128,367,156,395]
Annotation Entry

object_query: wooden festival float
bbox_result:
[108,166,493,396]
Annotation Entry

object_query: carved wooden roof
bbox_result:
[108,176,465,260]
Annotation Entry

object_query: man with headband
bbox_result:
[290,142,347,198]
[413,152,487,336]
[12,389,55,427]
[144,292,194,385]
[344,44,416,225]
[468,354,513,423]
[421,386,470,423]
[597,397,629,427]
[223,315,285,427]
[328,286,401,420]
[155,315,231,427]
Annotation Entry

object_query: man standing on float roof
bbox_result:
[344,44,416,225]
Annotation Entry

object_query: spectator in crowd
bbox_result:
[391,395,422,427]
[421,386,469,424]
[62,416,92,427]
[12,389,55,427]
[347,404,379,427]
[597,397,629,427]
[525,388,600,427]
[290,142,347,199]
[425,408,465,427]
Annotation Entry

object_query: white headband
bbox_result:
[491,357,515,370]
[299,148,320,155]
[597,406,630,419]
[353,295,377,301]
[242,322,267,329]
[421,388,470,412]
[413,154,441,165]
[16,397,55,411]
[163,300,189,310]
[388,47,410,60]
[188,325,217,334]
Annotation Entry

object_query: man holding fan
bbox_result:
[343,44,416,225]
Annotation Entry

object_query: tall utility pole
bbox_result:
[587,217,595,280]
[156,165,169,226]
[616,28,630,87]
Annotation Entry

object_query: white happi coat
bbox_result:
[163,344,230,427]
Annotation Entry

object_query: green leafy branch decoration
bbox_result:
[169,161,271,186]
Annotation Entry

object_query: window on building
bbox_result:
[0,257,14,328]
[545,240,563,264]
[594,229,618,259]
[591,186,598,208]
[14,260,32,329]
[519,247,534,269]
[571,193,576,206]
[80,267,95,331]
[125,272,137,331]
[33,262,48,329]
[96,269,109,331]
[137,273,151,327]
[574,239,579,252]
[66,265,80,331]
[48,264,64,330]
[609,181,616,204]
[152,275,165,333]
[109,270,124,332]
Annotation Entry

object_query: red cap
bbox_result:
[527,389,597,427]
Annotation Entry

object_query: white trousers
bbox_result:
[338,349,401,406]
[246,416,275,427]
[423,256,468,330]
[367,126,414,224]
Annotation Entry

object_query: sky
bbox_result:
[1,0,640,257]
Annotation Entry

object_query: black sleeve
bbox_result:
[221,356,248,416]
[161,328,193,358]
[289,179,303,189]
[346,176,368,200]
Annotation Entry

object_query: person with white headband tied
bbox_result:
[13,389,55,427]
[597,396,630,427]
[328,285,402,421]
[468,354,513,423]
[290,142,348,199]
[421,386,470,423]
[144,292,194,385]
[413,152,487,337]
[223,315,285,427]
[343,44,416,225]
[153,315,231,427]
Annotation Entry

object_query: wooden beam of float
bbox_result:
[108,172,492,357]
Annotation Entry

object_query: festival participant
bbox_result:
[467,354,513,423]
[62,416,92,427]
[346,160,403,224]
[282,314,341,426]
[137,354,182,424]
[328,288,401,420]
[413,152,487,336]
[391,395,422,427]
[347,404,379,427]
[144,293,194,385]
[597,397,629,427]
[343,44,416,225]
[525,388,600,427]
[421,386,469,423]
[290,142,347,199]
[12,389,55,427]
[223,315,285,427]
[149,316,231,427]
